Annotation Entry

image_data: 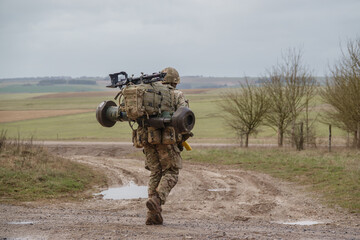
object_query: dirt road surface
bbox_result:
[1,143,359,239]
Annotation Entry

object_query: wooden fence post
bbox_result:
[300,122,304,150]
[329,124,332,152]
[357,122,360,149]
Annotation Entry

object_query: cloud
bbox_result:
[0,0,359,78]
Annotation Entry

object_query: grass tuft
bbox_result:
[0,134,107,202]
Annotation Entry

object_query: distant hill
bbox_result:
[178,76,258,89]
[0,76,104,93]
[179,76,326,89]
[0,75,326,93]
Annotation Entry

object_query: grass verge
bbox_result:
[0,132,107,202]
[182,147,360,213]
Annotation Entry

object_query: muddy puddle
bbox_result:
[277,220,324,225]
[8,221,35,225]
[95,181,148,200]
[207,188,228,192]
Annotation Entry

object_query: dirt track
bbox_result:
[1,143,359,239]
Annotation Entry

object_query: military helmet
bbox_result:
[161,67,180,84]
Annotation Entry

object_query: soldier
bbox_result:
[142,67,189,225]
[95,68,193,224]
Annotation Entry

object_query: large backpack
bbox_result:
[120,82,175,120]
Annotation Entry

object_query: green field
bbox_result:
[0,89,236,141]
[0,88,348,143]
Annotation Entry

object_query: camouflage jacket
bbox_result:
[174,89,189,110]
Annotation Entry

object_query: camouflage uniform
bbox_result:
[134,67,191,225]
[143,89,188,204]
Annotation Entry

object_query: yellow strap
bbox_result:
[182,141,192,151]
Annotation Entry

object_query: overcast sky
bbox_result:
[0,0,359,78]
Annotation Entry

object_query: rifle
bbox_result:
[107,71,167,89]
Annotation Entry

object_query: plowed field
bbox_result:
[0,110,93,123]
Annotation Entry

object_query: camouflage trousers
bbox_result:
[143,143,182,205]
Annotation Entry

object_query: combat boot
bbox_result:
[146,195,162,214]
[145,210,163,225]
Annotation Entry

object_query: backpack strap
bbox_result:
[114,90,122,101]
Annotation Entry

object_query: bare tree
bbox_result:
[321,38,360,148]
[219,80,270,147]
[301,74,319,148]
[262,48,316,147]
